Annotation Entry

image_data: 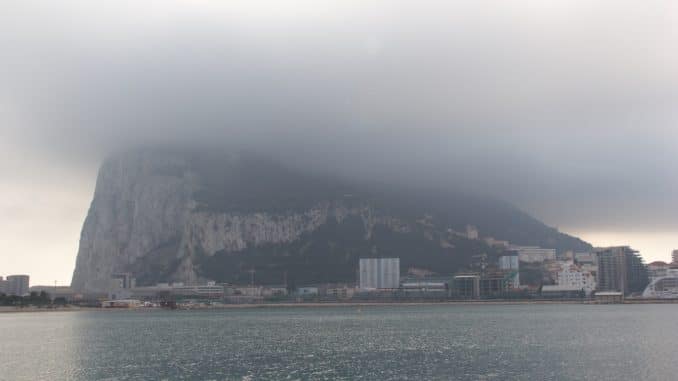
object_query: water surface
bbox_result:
[1,304,676,380]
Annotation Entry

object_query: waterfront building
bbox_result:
[261,286,288,297]
[453,275,480,299]
[0,276,7,294]
[594,291,624,304]
[552,261,595,296]
[233,286,263,297]
[642,268,678,298]
[29,286,75,301]
[673,250,678,265]
[296,287,319,296]
[170,282,224,299]
[101,299,142,308]
[359,258,400,289]
[541,285,583,298]
[479,271,510,297]
[510,246,556,263]
[6,275,30,296]
[498,254,520,287]
[401,281,448,293]
[320,284,356,299]
[596,246,648,295]
[129,282,225,300]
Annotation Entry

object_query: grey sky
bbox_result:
[1,1,677,284]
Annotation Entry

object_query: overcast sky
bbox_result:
[1,1,677,285]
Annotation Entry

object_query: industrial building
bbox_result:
[359,258,400,289]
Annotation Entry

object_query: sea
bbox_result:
[1,304,676,380]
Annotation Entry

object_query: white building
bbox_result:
[359,258,400,289]
[643,268,678,299]
[554,261,596,296]
[511,246,556,263]
[465,225,479,240]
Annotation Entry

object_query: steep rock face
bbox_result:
[71,151,379,292]
[71,152,197,292]
[71,150,592,293]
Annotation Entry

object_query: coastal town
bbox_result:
[3,226,678,309]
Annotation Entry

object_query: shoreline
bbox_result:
[2,298,678,313]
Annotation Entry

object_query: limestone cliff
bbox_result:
[71,150,592,292]
[71,151,197,292]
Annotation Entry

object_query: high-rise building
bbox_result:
[498,254,520,287]
[6,275,30,296]
[359,258,400,289]
[596,247,648,295]
[672,250,678,265]
[0,276,7,295]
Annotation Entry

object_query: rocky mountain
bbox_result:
[71,150,591,293]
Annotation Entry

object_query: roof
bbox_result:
[541,285,582,292]
[595,291,623,296]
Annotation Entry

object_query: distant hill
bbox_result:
[71,150,591,292]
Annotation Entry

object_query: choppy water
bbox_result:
[1,304,677,380]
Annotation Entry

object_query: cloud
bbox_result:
[1,0,677,231]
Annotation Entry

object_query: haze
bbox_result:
[1,1,677,285]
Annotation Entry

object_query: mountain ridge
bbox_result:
[71,149,591,292]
